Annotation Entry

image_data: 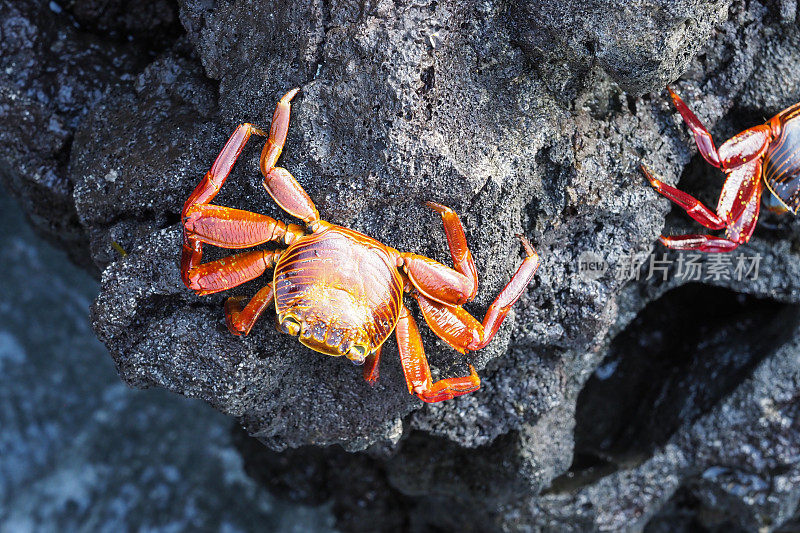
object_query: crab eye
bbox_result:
[280,317,301,336]
[348,344,367,364]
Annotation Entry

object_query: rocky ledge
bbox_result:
[1,0,799,530]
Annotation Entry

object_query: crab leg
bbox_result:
[411,236,540,353]
[667,86,722,168]
[660,181,762,252]
[641,165,726,229]
[363,346,382,386]
[181,123,268,283]
[425,202,479,300]
[257,88,320,224]
[184,205,305,248]
[396,305,480,403]
[185,250,280,295]
[658,235,740,253]
[224,282,276,335]
[183,123,267,216]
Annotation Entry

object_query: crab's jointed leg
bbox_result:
[396,305,480,403]
[410,235,540,353]
[185,250,281,295]
[184,204,304,249]
[225,282,276,335]
[667,86,722,168]
[259,89,320,224]
[641,165,726,230]
[363,346,382,386]
[659,180,763,252]
[425,202,479,300]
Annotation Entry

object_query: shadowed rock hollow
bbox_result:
[1,0,800,530]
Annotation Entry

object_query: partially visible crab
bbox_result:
[180,89,540,403]
[642,86,800,252]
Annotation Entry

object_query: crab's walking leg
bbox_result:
[425,202,479,300]
[641,165,726,230]
[667,86,722,168]
[185,250,280,295]
[396,305,480,403]
[224,282,275,335]
[660,182,762,253]
[658,235,740,253]
[181,123,268,285]
[257,88,320,224]
[260,88,299,175]
[411,236,540,353]
[183,123,267,216]
[363,347,382,386]
[184,205,305,249]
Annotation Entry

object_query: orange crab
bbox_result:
[180,89,540,403]
[642,86,800,252]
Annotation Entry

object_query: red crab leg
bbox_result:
[184,205,305,248]
[183,123,267,217]
[667,86,722,168]
[260,88,299,175]
[224,282,275,335]
[396,305,480,403]
[640,165,726,230]
[185,250,280,295]
[263,167,320,224]
[181,123,268,284]
[425,202,479,301]
[659,181,762,253]
[658,235,740,253]
[401,253,476,306]
[363,346,382,386]
[411,236,540,353]
[258,88,320,224]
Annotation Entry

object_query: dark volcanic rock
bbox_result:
[90,0,690,452]
[2,0,800,530]
[510,0,731,98]
[0,0,148,271]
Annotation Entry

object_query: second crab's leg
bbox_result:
[667,86,722,168]
[640,165,726,230]
[660,180,763,253]
[410,236,540,353]
[396,305,480,403]
[658,235,740,252]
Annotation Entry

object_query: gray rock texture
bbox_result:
[1,0,800,530]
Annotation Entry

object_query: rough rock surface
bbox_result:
[2,0,800,530]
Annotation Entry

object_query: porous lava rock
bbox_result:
[2,0,799,530]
